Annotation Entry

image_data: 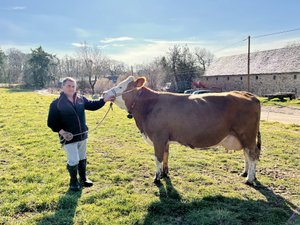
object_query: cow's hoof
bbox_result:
[244,177,257,186]
[163,167,169,175]
[240,172,248,177]
[154,172,162,183]
[245,180,254,186]
[153,178,161,184]
[162,171,169,178]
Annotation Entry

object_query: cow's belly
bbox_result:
[142,131,242,151]
[218,134,242,150]
[169,128,243,150]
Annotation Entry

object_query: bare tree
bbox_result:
[0,48,7,83]
[107,59,127,82]
[57,56,84,81]
[136,58,165,90]
[76,42,109,95]
[6,48,27,83]
[194,47,214,72]
[94,78,114,94]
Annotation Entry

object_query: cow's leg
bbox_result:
[162,143,169,177]
[153,140,167,183]
[240,149,249,177]
[244,148,257,185]
[246,158,257,185]
[154,155,163,183]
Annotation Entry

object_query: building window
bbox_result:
[240,77,243,80]
[216,77,218,80]
[206,77,208,81]
[294,75,297,79]
[273,75,276,80]
[227,76,230,80]
[256,75,258,80]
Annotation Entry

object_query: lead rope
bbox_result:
[60,102,114,146]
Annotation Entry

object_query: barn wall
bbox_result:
[198,72,300,97]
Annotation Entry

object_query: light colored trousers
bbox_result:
[63,139,87,166]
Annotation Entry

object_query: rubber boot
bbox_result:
[78,159,93,187]
[67,164,81,191]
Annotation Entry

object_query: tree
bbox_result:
[6,48,27,83]
[0,49,7,83]
[194,47,214,72]
[161,45,200,92]
[107,59,126,82]
[23,46,57,88]
[159,45,214,92]
[136,58,165,90]
[57,56,83,81]
[77,42,109,95]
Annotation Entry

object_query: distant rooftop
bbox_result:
[205,46,300,76]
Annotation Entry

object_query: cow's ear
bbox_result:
[135,77,146,88]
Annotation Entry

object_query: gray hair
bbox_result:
[62,77,76,86]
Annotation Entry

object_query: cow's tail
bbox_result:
[256,129,261,159]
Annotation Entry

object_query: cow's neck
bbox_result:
[128,87,158,132]
[127,88,143,116]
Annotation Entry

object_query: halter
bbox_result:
[112,87,139,98]
[110,85,144,119]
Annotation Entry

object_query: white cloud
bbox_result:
[110,44,125,47]
[73,28,90,38]
[97,44,110,49]
[144,39,207,45]
[100,37,134,43]
[71,42,89,48]
[10,6,26,10]
[105,41,182,65]
[103,38,217,65]
[103,36,300,65]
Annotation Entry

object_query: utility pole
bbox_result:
[247,35,250,92]
[131,65,134,76]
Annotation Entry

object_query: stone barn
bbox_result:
[198,46,300,97]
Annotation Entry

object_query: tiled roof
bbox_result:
[205,46,300,76]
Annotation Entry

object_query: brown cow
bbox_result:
[104,76,261,185]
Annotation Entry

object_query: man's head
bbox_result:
[62,77,76,97]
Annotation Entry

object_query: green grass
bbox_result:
[0,88,299,225]
[258,97,300,107]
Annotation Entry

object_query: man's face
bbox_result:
[62,80,76,97]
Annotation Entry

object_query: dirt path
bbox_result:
[261,105,300,125]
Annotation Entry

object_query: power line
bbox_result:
[212,27,300,54]
[252,27,300,39]
[213,38,247,53]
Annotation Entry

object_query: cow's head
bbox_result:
[103,76,146,111]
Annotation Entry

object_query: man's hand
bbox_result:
[103,95,116,102]
[59,129,73,141]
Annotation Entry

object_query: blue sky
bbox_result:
[1,0,300,65]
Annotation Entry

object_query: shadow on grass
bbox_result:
[143,177,298,225]
[36,189,82,225]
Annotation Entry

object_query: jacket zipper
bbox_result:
[68,96,83,140]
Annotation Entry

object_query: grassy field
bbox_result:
[0,88,299,225]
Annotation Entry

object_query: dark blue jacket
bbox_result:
[47,92,105,144]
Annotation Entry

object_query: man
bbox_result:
[47,77,115,191]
